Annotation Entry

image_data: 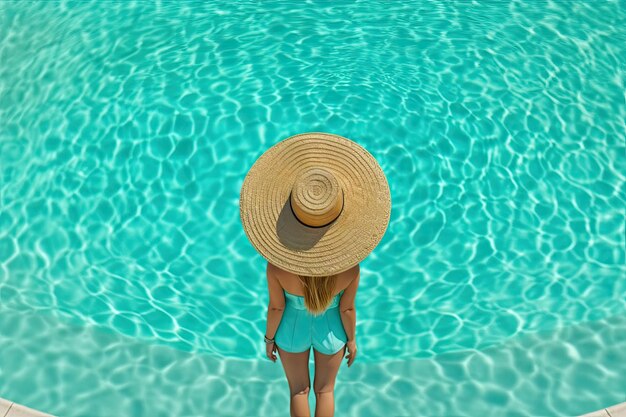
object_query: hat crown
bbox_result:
[290,167,344,227]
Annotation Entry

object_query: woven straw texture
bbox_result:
[239,132,391,277]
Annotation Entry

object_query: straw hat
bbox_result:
[239,132,391,277]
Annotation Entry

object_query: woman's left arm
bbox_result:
[265,263,285,341]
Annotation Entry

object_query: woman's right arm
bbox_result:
[339,266,360,343]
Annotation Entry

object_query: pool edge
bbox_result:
[2,395,624,417]
[580,402,626,417]
[0,398,56,417]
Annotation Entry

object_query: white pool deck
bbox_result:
[0,399,54,417]
[581,402,626,417]
[1,395,625,417]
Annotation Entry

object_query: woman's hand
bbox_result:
[266,341,278,362]
[345,340,357,367]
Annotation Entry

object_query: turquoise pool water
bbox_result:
[1,1,625,416]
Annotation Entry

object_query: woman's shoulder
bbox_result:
[341,264,359,280]
[338,264,360,291]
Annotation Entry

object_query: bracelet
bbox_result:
[264,334,275,343]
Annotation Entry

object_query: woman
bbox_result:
[240,132,391,417]
[265,262,359,417]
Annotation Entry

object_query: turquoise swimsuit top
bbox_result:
[283,289,345,311]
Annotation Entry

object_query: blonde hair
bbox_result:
[297,274,339,316]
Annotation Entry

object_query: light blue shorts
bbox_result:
[275,289,347,355]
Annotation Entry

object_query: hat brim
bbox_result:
[239,132,391,277]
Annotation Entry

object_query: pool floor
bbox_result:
[1,306,625,417]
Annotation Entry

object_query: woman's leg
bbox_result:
[312,345,346,417]
[277,345,312,417]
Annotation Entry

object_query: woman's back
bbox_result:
[271,264,359,354]
[273,264,357,298]
[283,288,345,312]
